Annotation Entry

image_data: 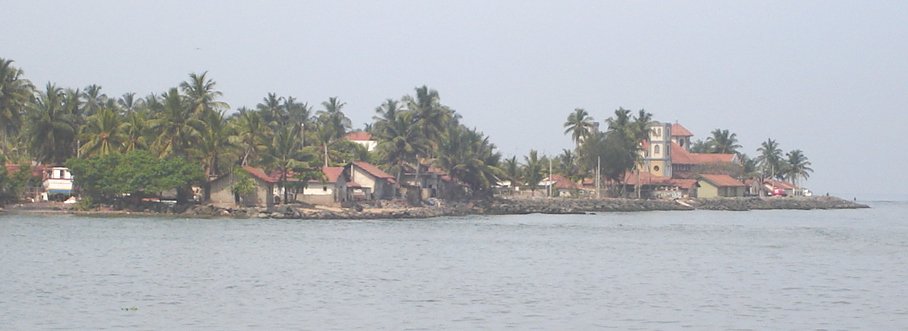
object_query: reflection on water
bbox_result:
[2,202,907,329]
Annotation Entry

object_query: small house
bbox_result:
[697,174,747,198]
[299,166,348,205]
[346,161,395,200]
[208,166,276,207]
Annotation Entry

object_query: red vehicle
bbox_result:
[771,188,788,197]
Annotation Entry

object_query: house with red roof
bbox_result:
[398,163,461,200]
[698,174,747,198]
[343,131,377,152]
[298,166,349,205]
[542,174,579,197]
[346,161,395,200]
[208,166,277,207]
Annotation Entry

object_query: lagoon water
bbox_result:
[2,202,907,330]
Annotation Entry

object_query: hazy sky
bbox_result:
[3,1,907,200]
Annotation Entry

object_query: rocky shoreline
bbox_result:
[0,196,868,219]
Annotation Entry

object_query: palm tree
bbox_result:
[81,84,106,117]
[630,109,652,198]
[0,58,34,155]
[523,150,544,193]
[230,108,268,166]
[26,83,76,164]
[756,138,783,180]
[257,93,284,127]
[563,108,595,147]
[435,125,503,198]
[79,106,126,157]
[180,71,228,117]
[149,88,203,158]
[784,150,813,192]
[375,110,425,197]
[285,97,311,147]
[197,109,234,180]
[262,125,308,204]
[502,156,521,191]
[122,110,149,152]
[405,86,451,153]
[118,92,142,114]
[315,97,351,166]
[707,129,742,154]
[373,98,402,138]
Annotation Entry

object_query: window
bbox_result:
[653,165,660,172]
[323,186,328,192]
[654,144,661,155]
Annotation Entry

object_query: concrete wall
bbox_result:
[209,172,273,207]
[698,181,746,198]
[697,181,720,198]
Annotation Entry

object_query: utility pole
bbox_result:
[597,156,601,199]
[548,157,553,197]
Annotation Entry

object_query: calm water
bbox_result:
[2,202,907,330]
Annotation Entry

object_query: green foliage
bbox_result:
[66,150,203,203]
[230,168,256,197]
[0,156,34,204]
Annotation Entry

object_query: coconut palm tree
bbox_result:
[375,110,426,196]
[257,93,284,127]
[523,150,544,193]
[180,71,228,117]
[230,107,268,166]
[315,97,351,166]
[118,92,142,114]
[373,98,402,138]
[81,84,106,118]
[284,97,311,147]
[756,138,784,180]
[197,109,234,180]
[150,88,203,158]
[405,86,450,153]
[563,108,595,147]
[26,83,76,164]
[0,58,34,155]
[262,125,306,204]
[79,106,126,157]
[122,110,149,152]
[707,129,742,154]
[784,149,813,192]
[435,125,503,198]
[502,156,520,191]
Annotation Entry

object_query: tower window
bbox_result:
[654,144,661,155]
[654,165,660,172]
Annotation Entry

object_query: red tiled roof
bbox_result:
[622,171,697,189]
[671,123,694,137]
[671,179,699,190]
[671,142,736,165]
[352,161,395,179]
[344,131,373,141]
[765,179,798,190]
[243,166,277,184]
[700,174,746,187]
[546,174,577,190]
[322,166,344,183]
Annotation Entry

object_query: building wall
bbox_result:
[352,140,378,152]
[697,181,746,198]
[645,122,672,178]
[697,181,720,198]
[209,172,273,207]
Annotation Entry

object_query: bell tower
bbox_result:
[645,122,672,178]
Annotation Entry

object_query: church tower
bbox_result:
[644,122,672,178]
